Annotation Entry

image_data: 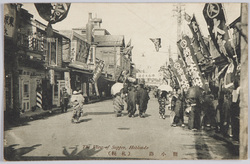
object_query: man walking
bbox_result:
[60,87,70,113]
[137,82,150,118]
[127,86,137,117]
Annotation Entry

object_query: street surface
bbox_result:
[4,93,239,160]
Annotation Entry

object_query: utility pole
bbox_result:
[173,4,185,59]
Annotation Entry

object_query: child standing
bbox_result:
[113,92,124,117]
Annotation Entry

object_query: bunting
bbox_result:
[203,3,236,61]
[177,35,205,89]
[150,38,161,52]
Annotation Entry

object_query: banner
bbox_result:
[92,60,105,82]
[35,3,71,24]
[64,72,72,94]
[203,3,235,61]
[123,46,133,55]
[170,59,190,92]
[177,35,205,88]
[4,4,16,38]
[49,69,55,85]
[150,38,161,52]
[188,15,211,63]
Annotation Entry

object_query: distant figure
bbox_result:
[71,90,85,123]
[60,87,70,113]
[137,83,150,118]
[158,91,168,119]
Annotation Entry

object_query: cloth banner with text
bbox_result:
[177,35,205,89]
[170,58,190,92]
[203,3,236,61]
[188,15,211,64]
[92,60,105,83]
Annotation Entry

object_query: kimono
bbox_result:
[71,92,85,123]
[113,95,124,117]
[127,88,137,116]
[137,87,150,116]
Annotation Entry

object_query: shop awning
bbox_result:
[71,69,93,75]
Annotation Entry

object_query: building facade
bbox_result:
[4,5,71,113]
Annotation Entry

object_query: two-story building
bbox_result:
[4,5,71,113]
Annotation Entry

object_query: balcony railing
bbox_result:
[17,32,45,52]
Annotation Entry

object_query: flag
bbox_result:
[150,38,161,52]
[184,12,192,22]
[188,15,211,63]
[35,3,71,24]
[177,35,206,89]
[92,60,105,82]
[203,3,235,61]
[126,39,131,48]
[123,46,133,55]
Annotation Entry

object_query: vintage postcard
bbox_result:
[2,1,248,161]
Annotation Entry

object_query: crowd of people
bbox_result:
[111,78,240,142]
[60,76,240,142]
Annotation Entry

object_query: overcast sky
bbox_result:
[22,3,241,72]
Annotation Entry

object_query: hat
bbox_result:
[73,91,78,95]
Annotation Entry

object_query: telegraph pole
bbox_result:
[172,4,185,59]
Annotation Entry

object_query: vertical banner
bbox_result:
[203,3,235,61]
[177,35,205,88]
[188,15,211,63]
[49,69,55,85]
[92,60,105,82]
[64,72,72,94]
[170,59,190,92]
[4,4,16,38]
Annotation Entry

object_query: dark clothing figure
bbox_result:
[127,87,137,117]
[202,94,216,127]
[221,94,232,136]
[171,94,184,125]
[60,90,70,113]
[188,105,201,130]
[137,85,150,117]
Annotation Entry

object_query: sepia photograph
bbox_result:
[1,0,249,161]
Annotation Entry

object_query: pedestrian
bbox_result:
[137,83,150,118]
[186,86,204,130]
[221,89,232,137]
[127,86,137,117]
[158,90,168,119]
[231,79,240,141]
[60,87,70,113]
[113,91,124,117]
[171,89,184,126]
[201,92,216,129]
[71,90,85,123]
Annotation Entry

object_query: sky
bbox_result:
[22,3,241,73]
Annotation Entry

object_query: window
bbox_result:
[47,38,58,66]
